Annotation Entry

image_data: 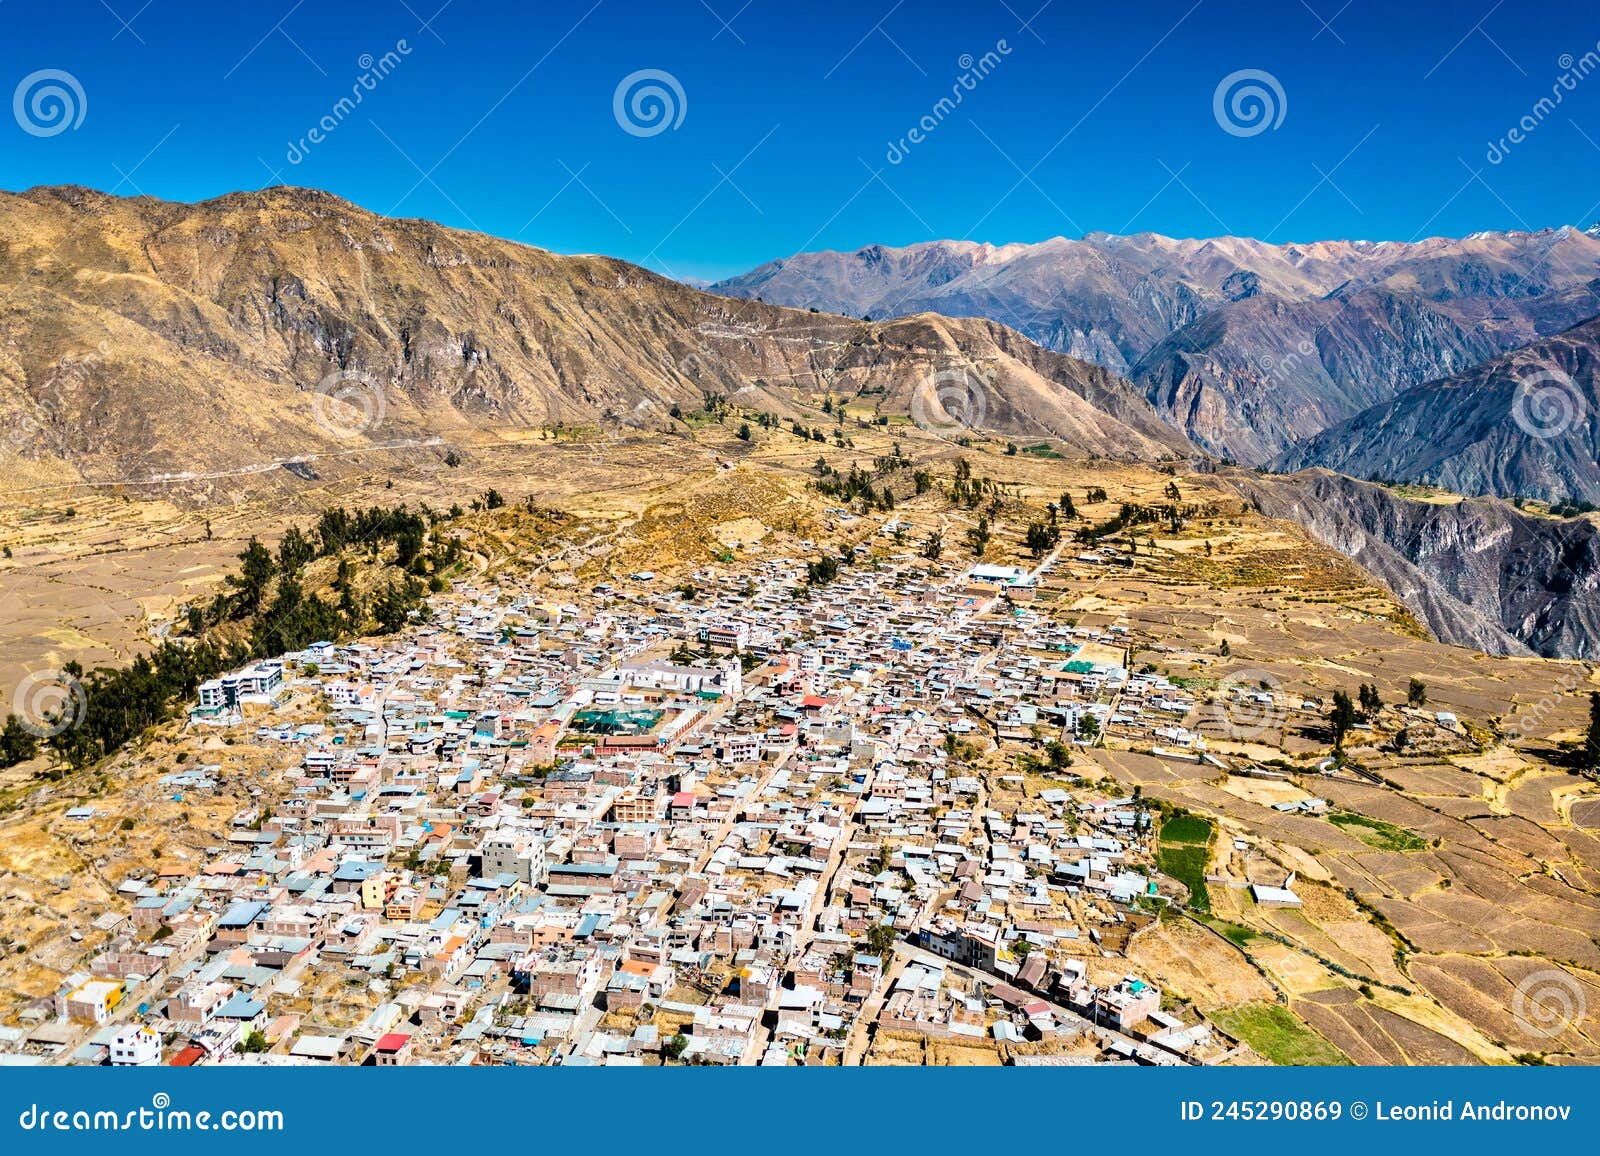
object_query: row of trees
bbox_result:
[1326,682,1600,772]
[1,501,469,772]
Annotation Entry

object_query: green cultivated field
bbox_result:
[1327,809,1427,852]
[1157,812,1214,913]
[1211,1002,1352,1066]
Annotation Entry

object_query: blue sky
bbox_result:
[3,0,1599,279]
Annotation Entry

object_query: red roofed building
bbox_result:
[372,1032,412,1066]
[169,1044,205,1067]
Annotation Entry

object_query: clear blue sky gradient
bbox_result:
[2,0,1598,280]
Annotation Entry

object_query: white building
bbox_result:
[109,1024,162,1066]
[723,734,762,764]
[199,661,285,710]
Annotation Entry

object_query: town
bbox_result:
[1,533,1294,1067]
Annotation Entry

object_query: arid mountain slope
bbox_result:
[1276,317,1600,504]
[0,186,1191,499]
[1232,469,1600,658]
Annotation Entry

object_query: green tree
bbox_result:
[226,537,276,616]
[865,924,897,957]
[805,555,840,586]
[664,1033,689,1062]
[276,526,316,575]
[920,531,943,561]
[965,516,991,558]
[0,714,39,768]
[235,1030,270,1054]
[1407,678,1427,707]
[1329,690,1357,751]
[1358,682,1383,720]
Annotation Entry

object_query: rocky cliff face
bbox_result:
[1276,317,1600,504]
[1232,470,1600,658]
[1132,290,1505,464]
[0,186,1191,493]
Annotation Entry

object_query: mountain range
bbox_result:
[712,230,1600,476]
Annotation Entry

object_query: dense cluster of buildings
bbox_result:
[2,550,1239,1067]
